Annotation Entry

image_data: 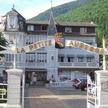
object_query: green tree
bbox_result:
[0,32,7,56]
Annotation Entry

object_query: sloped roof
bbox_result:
[26,20,96,27]
[6,8,25,20]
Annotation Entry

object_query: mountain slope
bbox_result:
[29,0,94,21]
[56,0,108,22]
[56,0,108,45]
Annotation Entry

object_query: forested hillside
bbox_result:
[56,0,108,46]
[29,0,94,21]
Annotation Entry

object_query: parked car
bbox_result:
[78,78,87,91]
[72,77,94,91]
[72,78,82,89]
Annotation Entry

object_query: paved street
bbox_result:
[24,87,87,108]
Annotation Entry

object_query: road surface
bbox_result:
[24,87,86,108]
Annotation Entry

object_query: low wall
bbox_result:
[49,82,73,88]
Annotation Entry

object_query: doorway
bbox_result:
[25,70,47,86]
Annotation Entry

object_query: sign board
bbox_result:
[8,39,107,54]
[0,84,7,103]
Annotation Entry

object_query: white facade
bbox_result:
[1,9,99,83]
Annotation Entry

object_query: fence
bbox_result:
[49,81,73,88]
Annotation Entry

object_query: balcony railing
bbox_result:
[3,61,99,69]
[58,62,99,68]
[4,62,47,69]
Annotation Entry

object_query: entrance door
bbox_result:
[25,71,47,86]
[36,71,47,81]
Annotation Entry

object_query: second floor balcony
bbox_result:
[4,61,47,69]
[58,61,99,68]
[4,60,99,69]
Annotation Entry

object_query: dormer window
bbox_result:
[9,16,14,28]
[7,15,18,29]
[65,27,72,33]
[27,25,34,31]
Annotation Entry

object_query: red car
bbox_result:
[73,78,88,90]
[72,78,81,89]
[79,80,87,91]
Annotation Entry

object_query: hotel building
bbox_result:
[0,8,99,84]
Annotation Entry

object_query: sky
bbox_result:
[0,0,76,20]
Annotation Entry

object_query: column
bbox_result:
[95,70,108,108]
[6,69,23,108]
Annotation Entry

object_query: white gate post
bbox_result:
[6,69,23,108]
[95,70,108,108]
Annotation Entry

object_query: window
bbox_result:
[87,56,94,62]
[78,57,84,62]
[58,56,64,62]
[27,25,34,31]
[42,25,47,31]
[87,42,93,45]
[68,57,74,62]
[7,15,17,29]
[9,16,15,28]
[26,53,35,62]
[37,53,47,63]
[80,27,87,34]
[65,27,72,33]
[34,25,41,31]
[87,27,95,33]
[72,27,80,33]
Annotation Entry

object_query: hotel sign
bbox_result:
[14,40,53,53]
[66,40,106,55]
[0,84,7,103]
[10,39,107,55]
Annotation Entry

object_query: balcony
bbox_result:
[4,61,99,69]
[58,62,99,68]
[4,61,47,69]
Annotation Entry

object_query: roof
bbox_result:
[6,8,25,20]
[26,20,96,27]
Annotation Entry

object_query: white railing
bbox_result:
[4,62,47,68]
[58,62,99,68]
[4,61,99,69]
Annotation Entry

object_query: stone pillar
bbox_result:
[6,69,23,108]
[95,70,108,108]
